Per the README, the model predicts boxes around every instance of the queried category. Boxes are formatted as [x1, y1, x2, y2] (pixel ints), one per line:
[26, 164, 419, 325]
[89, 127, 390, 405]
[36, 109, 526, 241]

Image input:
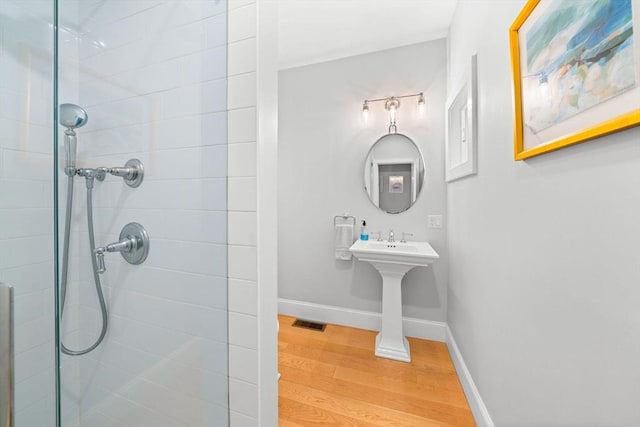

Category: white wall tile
[228, 107, 257, 143]
[228, 4, 256, 43]
[228, 211, 257, 245]
[228, 38, 257, 76]
[0, 180, 51, 209]
[162, 79, 227, 119]
[228, 245, 257, 281]
[94, 208, 227, 244]
[229, 380, 258, 419]
[229, 278, 257, 316]
[0, 209, 51, 239]
[228, 142, 257, 177]
[228, 178, 257, 211]
[15, 395, 57, 427]
[145, 239, 227, 277]
[228, 312, 257, 350]
[0, 235, 52, 269]
[229, 345, 258, 384]
[1, 150, 51, 180]
[228, 72, 257, 110]
[205, 15, 228, 49]
[96, 179, 226, 211]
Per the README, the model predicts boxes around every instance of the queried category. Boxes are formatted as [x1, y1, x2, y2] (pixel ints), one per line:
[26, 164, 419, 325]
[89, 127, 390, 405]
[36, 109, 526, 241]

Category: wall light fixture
[362, 92, 425, 133]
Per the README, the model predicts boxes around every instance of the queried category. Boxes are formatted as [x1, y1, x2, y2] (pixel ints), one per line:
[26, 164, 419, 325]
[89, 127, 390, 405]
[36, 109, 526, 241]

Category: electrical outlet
[428, 215, 442, 229]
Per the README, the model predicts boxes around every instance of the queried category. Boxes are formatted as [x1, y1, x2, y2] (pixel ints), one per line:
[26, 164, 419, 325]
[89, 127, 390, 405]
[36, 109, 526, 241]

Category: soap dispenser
[360, 220, 369, 241]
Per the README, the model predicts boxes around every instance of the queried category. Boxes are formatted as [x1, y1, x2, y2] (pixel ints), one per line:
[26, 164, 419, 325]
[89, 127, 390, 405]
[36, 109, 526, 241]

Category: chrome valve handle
[95, 251, 106, 274]
[93, 223, 150, 273]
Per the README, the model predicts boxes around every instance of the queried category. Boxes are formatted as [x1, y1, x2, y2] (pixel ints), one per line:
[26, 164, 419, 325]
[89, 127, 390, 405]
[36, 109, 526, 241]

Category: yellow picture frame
[509, 0, 640, 161]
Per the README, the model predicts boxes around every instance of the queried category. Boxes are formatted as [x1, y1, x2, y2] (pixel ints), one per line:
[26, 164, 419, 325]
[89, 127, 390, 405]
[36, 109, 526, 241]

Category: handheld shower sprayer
[57, 102, 148, 357]
[59, 103, 88, 176]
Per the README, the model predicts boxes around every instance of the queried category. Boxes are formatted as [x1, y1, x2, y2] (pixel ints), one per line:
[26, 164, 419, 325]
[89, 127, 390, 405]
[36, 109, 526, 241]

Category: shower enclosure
[1, 1, 230, 425]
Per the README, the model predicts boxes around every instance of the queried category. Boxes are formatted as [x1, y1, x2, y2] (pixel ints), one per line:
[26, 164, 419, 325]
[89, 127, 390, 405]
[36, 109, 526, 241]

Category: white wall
[63, 1, 231, 425]
[278, 40, 449, 327]
[447, 1, 640, 425]
[0, 2, 56, 426]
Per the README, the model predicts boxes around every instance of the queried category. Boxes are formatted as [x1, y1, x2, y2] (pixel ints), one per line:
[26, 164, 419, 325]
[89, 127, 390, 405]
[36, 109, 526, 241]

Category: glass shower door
[56, 1, 230, 426]
[0, 1, 58, 426]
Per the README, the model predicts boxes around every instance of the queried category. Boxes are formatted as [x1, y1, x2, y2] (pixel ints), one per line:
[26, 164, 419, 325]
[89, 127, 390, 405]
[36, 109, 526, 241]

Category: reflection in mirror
[364, 133, 425, 214]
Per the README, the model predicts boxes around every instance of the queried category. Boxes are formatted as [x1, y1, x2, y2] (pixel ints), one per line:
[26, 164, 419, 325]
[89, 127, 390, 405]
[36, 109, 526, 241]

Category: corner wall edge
[445, 325, 494, 427]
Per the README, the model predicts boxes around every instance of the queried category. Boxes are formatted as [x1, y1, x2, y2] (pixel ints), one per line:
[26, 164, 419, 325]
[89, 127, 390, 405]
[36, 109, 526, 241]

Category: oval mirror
[363, 133, 425, 214]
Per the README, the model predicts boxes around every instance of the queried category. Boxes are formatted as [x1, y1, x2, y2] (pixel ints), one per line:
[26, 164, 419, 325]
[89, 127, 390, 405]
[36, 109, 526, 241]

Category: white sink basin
[349, 239, 439, 363]
[349, 239, 439, 267]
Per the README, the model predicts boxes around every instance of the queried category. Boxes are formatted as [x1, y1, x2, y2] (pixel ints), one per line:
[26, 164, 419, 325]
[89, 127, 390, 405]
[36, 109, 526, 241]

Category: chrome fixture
[76, 159, 144, 188]
[0, 283, 14, 427]
[60, 103, 88, 177]
[105, 158, 144, 188]
[361, 92, 425, 133]
[76, 167, 107, 187]
[400, 232, 413, 243]
[58, 104, 147, 357]
[388, 229, 395, 243]
[94, 223, 150, 274]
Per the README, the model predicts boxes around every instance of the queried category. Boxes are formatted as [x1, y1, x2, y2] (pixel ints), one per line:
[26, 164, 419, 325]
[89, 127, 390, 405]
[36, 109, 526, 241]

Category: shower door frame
[52, 0, 62, 425]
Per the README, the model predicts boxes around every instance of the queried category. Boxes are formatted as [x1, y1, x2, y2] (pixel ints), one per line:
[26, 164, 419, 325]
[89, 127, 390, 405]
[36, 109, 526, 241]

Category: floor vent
[292, 318, 326, 332]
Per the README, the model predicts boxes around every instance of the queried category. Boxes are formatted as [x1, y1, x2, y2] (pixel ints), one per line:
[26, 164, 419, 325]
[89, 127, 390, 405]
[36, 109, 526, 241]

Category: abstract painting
[510, 0, 640, 160]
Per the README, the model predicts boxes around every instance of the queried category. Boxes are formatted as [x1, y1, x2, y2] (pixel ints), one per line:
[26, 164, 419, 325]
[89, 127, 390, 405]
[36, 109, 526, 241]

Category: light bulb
[388, 105, 396, 123]
[418, 93, 425, 114]
[384, 97, 400, 124]
[362, 101, 369, 122]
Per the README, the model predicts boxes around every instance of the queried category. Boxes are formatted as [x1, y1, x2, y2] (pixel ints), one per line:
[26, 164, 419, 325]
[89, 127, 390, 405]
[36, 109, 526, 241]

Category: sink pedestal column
[372, 262, 414, 362]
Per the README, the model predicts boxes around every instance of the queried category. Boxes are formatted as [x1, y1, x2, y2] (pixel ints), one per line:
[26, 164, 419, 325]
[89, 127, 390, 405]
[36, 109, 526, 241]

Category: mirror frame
[363, 132, 426, 214]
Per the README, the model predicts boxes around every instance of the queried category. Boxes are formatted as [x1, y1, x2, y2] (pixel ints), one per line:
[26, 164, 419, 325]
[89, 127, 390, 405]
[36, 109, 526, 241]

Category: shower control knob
[94, 223, 150, 272]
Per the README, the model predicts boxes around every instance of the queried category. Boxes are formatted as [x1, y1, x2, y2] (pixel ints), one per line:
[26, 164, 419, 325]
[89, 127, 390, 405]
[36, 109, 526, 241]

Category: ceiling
[277, 0, 458, 70]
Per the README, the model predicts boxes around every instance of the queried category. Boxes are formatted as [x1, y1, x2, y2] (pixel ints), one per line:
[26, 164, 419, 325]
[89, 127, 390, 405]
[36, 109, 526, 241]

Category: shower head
[60, 103, 88, 176]
[60, 103, 88, 130]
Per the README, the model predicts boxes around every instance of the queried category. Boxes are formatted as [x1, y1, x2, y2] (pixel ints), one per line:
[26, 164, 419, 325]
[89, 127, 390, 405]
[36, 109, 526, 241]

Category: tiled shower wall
[61, 1, 232, 425]
[226, 2, 259, 425]
[0, 1, 56, 426]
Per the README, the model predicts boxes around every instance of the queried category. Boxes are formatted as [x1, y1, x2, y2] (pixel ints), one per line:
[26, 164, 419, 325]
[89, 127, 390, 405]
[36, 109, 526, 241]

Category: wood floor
[278, 315, 475, 426]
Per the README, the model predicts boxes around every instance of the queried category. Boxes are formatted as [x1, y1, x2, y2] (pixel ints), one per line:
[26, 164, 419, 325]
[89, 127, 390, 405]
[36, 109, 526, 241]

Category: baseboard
[446, 326, 494, 427]
[278, 298, 446, 342]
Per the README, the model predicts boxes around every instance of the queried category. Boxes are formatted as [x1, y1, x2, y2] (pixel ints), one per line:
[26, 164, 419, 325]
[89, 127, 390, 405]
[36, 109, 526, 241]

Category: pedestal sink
[349, 239, 439, 362]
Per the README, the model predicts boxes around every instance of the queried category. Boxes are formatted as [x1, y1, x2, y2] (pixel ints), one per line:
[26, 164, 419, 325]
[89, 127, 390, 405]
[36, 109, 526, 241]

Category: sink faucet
[388, 229, 394, 242]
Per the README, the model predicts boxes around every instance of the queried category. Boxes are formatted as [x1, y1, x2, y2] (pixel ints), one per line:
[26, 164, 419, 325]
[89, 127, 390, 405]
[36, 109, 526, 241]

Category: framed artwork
[446, 54, 477, 182]
[389, 176, 404, 193]
[510, 0, 640, 160]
